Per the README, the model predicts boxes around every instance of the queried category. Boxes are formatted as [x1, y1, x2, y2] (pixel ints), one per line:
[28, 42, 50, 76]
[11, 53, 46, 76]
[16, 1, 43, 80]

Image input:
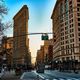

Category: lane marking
[20, 72, 26, 79]
[33, 71, 45, 79]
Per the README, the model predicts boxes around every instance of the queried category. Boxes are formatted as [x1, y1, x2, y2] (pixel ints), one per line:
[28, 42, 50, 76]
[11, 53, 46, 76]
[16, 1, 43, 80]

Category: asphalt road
[1, 70, 80, 80]
[36, 70, 80, 80]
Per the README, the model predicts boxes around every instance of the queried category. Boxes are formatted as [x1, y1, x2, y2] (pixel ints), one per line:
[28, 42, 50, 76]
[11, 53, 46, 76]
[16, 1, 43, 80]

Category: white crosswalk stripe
[53, 79, 57, 80]
[52, 78, 80, 80]
[59, 78, 65, 80]
[67, 79, 72, 80]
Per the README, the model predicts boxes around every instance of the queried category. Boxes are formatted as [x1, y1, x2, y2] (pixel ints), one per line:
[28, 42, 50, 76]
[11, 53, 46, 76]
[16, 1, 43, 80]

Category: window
[61, 33, 64, 36]
[77, 4, 80, 7]
[78, 28, 80, 31]
[79, 56, 80, 60]
[70, 39, 74, 43]
[78, 33, 80, 36]
[65, 26, 68, 30]
[78, 18, 80, 21]
[79, 44, 80, 52]
[78, 23, 80, 26]
[65, 40, 69, 44]
[70, 44, 74, 48]
[77, 13, 80, 16]
[65, 21, 68, 25]
[61, 41, 64, 45]
[69, 19, 73, 23]
[69, 5, 72, 9]
[61, 28, 64, 31]
[70, 24, 73, 28]
[77, 0, 80, 2]
[71, 49, 73, 53]
[65, 31, 68, 34]
[70, 34, 74, 37]
[61, 37, 64, 40]
[61, 46, 64, 49]
[61, 24, 64, 27]
[69, 14, 73, 18]
[77, 8, 80, 11]
[70, 29, 74, 33]
[69, 9, 73, 14]
[66, 45, 69, 49]
[69, 1, 72, 5]
[65, 35, 68, 39]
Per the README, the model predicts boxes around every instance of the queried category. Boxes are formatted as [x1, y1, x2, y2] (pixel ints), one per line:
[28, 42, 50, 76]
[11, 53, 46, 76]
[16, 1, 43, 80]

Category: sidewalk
[0, 73, 3, 78]
[1, 70, 20, 80]
[45, 70, 80, 79]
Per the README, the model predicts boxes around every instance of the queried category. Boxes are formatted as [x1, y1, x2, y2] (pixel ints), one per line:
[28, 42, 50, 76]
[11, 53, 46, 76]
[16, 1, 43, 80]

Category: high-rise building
[51, 0, 80, 62]
[13, 5, 31, 66]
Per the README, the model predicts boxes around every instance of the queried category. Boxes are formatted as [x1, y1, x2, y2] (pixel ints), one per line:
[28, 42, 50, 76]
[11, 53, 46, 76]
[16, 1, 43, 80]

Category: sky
[3, 0, 56, 64]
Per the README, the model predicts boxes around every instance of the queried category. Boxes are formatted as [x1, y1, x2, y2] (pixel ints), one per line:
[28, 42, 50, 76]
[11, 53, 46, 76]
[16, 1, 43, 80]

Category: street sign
[41, 33, 49, 40]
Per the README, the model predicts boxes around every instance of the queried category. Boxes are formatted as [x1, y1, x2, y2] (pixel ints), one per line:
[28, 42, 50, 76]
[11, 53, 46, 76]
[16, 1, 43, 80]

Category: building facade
[44, 39, 53, 64]
[36, 46, 44, 64]
[36, 39, 53, 67]
[6, 37, 13, 67]
[0, 36, 13, 68]
[13, 5, 31, 66]
[51, 0, 80, 62]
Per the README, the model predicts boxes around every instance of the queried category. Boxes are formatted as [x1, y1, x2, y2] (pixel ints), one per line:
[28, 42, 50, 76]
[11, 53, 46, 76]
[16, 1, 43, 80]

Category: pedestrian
[2, 68, 5, 74]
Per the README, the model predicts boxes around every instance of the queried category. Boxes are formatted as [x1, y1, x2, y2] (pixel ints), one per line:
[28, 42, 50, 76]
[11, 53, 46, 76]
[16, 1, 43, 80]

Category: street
[1, 70, 80, 80]
[38, 70, 80, 80]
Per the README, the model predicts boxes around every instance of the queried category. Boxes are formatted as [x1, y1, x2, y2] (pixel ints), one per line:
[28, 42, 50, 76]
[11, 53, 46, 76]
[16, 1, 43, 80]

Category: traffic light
[41, 34, 49, 40]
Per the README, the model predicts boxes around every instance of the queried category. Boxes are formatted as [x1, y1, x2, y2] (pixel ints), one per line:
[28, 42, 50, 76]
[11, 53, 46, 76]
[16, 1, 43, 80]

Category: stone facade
[51, 0, 80, 62]
[13, 5, 31, 66]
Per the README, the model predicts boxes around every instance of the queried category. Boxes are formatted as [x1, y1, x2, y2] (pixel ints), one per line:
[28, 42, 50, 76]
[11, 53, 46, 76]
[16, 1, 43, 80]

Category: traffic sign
[41, 34, 49, 40]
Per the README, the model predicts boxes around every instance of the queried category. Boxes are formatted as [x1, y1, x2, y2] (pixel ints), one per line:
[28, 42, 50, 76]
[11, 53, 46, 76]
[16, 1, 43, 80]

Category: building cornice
[13, 5, 29, 20]
[51, 0, 61, 19]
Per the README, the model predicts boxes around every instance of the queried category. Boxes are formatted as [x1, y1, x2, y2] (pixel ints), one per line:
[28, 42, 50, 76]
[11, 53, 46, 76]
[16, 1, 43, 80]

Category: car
[36, 63, 44, 73]
[36, 67, 44, 73]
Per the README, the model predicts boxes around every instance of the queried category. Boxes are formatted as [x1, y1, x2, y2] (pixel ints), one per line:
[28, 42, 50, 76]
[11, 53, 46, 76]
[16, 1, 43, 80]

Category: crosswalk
[34, 71, 80, 80]
[43, 78, 80, 80]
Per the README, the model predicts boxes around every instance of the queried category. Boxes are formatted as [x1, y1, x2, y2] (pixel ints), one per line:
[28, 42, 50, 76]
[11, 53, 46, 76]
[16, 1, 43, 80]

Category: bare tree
[0, 0, 7, 17]
[0, 0, 12, 44]
[0, 0, 7, 33]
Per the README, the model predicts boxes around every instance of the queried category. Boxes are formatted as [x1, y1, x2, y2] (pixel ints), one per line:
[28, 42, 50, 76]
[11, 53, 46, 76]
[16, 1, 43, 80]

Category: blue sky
[3, 0, 56, 63]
